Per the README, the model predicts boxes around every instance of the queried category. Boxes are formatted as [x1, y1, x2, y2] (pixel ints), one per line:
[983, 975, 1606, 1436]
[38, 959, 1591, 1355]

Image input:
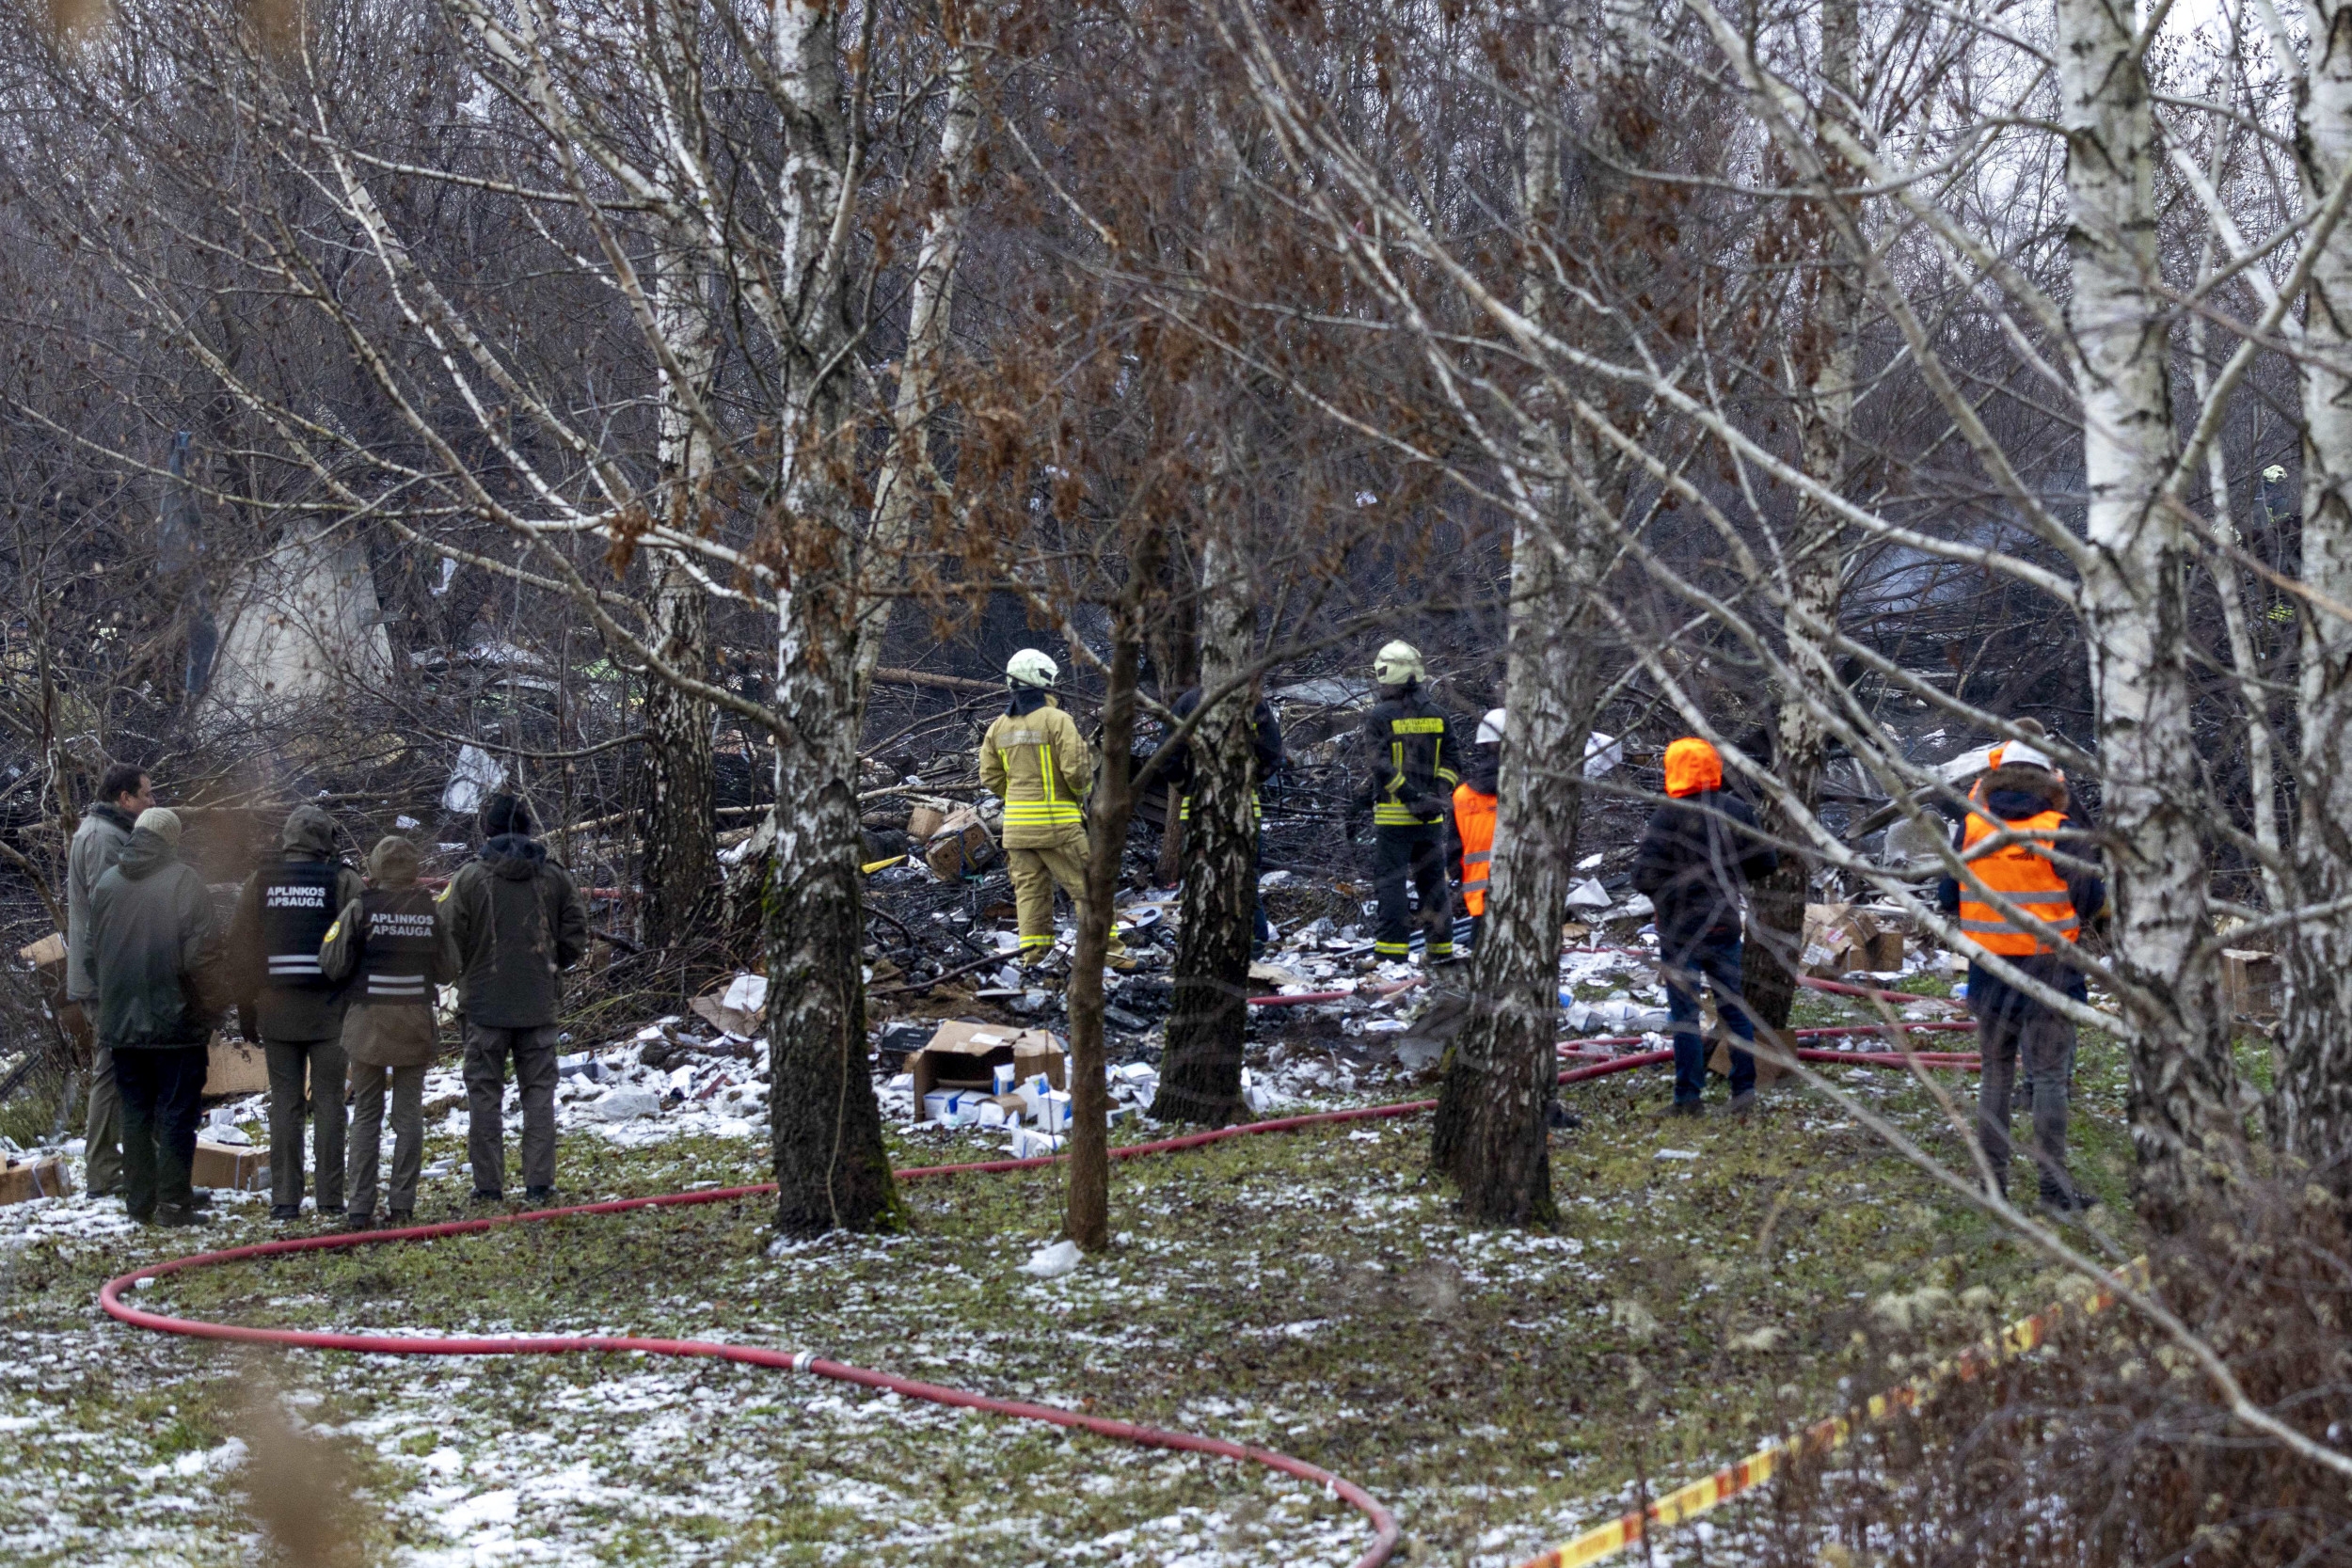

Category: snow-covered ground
[0, 937, 2136, 1568]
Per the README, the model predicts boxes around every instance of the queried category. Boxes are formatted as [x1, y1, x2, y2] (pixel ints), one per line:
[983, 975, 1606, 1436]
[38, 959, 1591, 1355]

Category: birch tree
[2277, 0, 2352, 1195]
[1, 0, 1023, 1234]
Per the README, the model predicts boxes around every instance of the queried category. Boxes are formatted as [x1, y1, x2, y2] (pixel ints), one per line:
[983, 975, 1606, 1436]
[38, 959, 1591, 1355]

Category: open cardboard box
[1804, 902, 1906, 976]
[909, 1020, 1067, 1105]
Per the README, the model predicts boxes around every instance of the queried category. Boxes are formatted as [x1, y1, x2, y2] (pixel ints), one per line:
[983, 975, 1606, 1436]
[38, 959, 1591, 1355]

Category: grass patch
[0, 1026, 2146, 1565]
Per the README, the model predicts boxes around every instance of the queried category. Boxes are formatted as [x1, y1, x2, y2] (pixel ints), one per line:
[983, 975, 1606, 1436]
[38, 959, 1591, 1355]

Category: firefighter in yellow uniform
[979, 650, 1126, 970]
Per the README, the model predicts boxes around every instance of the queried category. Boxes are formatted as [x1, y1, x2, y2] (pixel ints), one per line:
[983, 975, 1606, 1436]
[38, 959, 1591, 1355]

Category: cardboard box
[909, 1022, 1067, 1104]
[190, 1138, 269, 1193]
[206, 1037, 271, 1097]
[1803, 903, 1906, 976]
[0, 1155, 68, 1205]
[924, 807, 998, 880]
[2222, 949, 2280, 1019]
[1708, 1037, 1789, 1088]
[904, 799, 953, 843]
[15, 932, 65, 970]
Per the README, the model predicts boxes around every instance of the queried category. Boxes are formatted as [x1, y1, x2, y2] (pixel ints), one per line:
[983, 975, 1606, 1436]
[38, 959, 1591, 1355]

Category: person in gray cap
[228, 805, 365, 1222]
[87, 807, 224, 1225]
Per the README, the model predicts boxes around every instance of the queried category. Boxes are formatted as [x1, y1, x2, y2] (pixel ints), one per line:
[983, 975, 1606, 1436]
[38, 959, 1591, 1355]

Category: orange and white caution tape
[1513, 1255, 2153, 1568]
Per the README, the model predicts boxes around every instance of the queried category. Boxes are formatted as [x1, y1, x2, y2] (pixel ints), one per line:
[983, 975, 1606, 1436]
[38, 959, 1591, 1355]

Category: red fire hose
[101, 1045, 1979, 1564]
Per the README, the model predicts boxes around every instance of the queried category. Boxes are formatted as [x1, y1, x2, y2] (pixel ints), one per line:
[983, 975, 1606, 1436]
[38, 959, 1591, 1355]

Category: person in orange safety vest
[1935, 738, 2106, 1212]
[1451, 709, 1503, 950]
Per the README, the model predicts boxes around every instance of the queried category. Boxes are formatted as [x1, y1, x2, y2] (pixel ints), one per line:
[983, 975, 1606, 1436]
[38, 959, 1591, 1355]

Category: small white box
[977, 1101, 1011, 1129]
[1040, 1089, 1073, 1133]
[1016, 1074, 1054, 1117]
[1009, 1127, 1066, 1158]
[922, 1091, 956, 1124]
[993, 1063, 1017, 1095]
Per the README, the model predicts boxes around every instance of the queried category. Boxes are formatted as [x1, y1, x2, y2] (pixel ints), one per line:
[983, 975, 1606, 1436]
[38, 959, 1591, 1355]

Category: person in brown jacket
[320, 835, 449, 1230]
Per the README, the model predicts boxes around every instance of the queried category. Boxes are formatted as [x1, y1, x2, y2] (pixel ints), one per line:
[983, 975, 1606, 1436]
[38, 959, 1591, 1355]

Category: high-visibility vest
[1453, 783, 1497, 918]
[1958, 808, 2078, 956]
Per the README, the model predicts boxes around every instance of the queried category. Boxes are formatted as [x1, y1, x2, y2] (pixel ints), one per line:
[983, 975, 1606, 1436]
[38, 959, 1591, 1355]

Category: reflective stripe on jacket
[980, 700, 1091, 846]
[1359, 690, 1458, 827]
[1958, 808, 2079, 955]
[1178, 791, 1262, 823]
[1453, 783, 1496, 917]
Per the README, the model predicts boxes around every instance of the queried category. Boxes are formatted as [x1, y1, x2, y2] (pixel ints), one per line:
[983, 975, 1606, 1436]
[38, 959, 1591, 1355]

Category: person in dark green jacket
[87, 808, 224, 1226]
[66, 762, 151, 1197]
[228, 805, 366, 1222]
[441, 795, 588, 1203]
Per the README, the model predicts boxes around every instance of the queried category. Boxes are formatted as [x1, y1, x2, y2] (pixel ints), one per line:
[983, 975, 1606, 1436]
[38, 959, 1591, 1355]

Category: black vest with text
[260, 859, 341, 991]
[357, 887, 440, 1006]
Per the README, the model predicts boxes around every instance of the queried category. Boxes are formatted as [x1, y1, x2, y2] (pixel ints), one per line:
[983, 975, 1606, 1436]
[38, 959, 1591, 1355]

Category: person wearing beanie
[65, 762, 153, 1199]
[441, 793, 588, 1204]
[1632, 736, 1779, 1116]
[228, 804, 366, 1222]
[320, 835, 450, 1229]
[87, 805, 225, 1225]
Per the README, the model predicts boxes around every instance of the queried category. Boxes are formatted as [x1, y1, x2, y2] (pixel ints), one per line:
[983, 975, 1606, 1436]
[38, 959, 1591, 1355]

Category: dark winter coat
[66, 801, 135, 1002]
[87, 828, 226, 1051]
[1632, 788, 1778, 955]
[227, 805, 366, 1041]
[1936, 766, 2106, 1022]
[1354, 683, 1459, 827]
[440, 834, 590, 1029]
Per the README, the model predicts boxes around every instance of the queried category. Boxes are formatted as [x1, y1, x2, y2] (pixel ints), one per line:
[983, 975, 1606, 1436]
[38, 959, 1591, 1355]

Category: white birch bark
[854, 48, 980, 708]
[1429, 27, 1599, 1225]
[1745, 0, 1859, 1031]
[1154, 518, 1259, 1125]
[2277, 0, 2352, 1189]
[2056, 0, 2240, 1223]
[641, 2, 720, 947]
[764, 0, 898, 1235]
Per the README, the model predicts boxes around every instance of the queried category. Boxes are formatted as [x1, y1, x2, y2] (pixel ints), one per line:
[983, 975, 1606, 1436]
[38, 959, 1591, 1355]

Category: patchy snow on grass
[0, 995, 2145, 1567]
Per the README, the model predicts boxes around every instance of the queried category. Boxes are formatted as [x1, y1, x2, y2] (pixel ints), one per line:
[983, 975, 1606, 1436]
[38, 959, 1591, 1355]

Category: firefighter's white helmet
[1476, 708, 1507, 746]
[1006, 648, 1059, 689]
[1372, 641, 1425, 686]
